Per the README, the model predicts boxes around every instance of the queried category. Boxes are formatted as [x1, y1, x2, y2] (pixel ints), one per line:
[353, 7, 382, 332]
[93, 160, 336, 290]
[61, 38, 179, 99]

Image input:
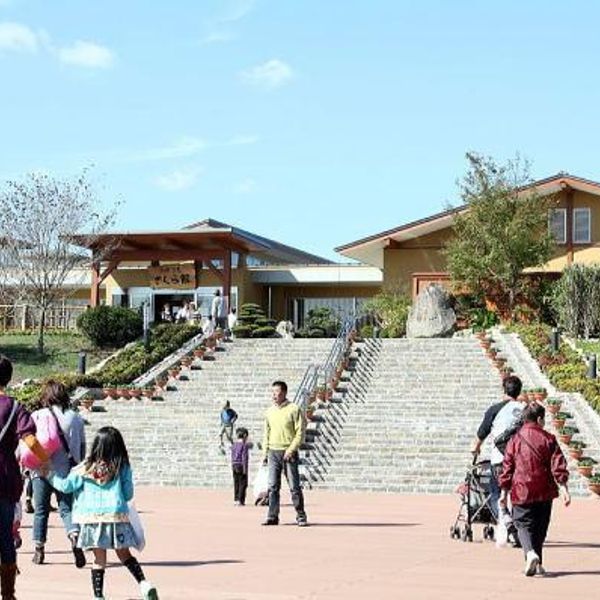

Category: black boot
[0, 563, 17, 600]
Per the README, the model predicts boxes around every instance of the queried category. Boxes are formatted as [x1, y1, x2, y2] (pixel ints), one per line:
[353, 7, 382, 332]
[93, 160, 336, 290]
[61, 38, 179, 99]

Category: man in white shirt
[472, 376, 527, 530]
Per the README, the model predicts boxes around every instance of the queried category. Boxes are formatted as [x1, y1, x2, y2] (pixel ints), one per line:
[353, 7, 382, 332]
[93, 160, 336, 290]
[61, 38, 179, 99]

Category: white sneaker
[536, 564, 546, 576]
[524, 551, 540, 577]
[140, 580, 159, 600]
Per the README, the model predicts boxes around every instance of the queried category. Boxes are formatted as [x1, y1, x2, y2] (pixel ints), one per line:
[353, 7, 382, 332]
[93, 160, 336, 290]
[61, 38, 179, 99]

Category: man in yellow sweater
[262, 380, 307, 526]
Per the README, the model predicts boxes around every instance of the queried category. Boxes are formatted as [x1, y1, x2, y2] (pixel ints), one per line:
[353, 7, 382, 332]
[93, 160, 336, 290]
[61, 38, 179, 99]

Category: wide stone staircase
[310, 337, 504, 494]
[84, 339, 334, 487]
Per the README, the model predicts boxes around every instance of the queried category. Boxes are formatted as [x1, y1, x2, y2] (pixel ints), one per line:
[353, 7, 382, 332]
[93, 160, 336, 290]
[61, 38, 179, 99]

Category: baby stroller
[450, 458, 497, 542]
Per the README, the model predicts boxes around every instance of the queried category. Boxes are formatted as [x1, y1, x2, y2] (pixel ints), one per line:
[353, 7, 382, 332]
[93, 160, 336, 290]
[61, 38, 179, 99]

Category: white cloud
[217, 0, 255, 24]
[0, 22, 38, 53]
[234, 178, 257, 194]
[225, 134, 259, 146]
[129, 136, 207, 163]
[58, 40, 115, 69]
[202, 31, 236, 44]
[154, 167, 203, 192]
[240, 59, 293, 89]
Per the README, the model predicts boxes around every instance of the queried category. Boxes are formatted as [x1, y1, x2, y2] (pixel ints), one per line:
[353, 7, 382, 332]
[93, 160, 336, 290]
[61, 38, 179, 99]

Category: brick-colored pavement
[14, 487, 600, 599]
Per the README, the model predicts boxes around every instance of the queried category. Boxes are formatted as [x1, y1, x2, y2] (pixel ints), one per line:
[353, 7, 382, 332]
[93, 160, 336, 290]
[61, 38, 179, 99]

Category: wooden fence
[0, 304, 87, 331]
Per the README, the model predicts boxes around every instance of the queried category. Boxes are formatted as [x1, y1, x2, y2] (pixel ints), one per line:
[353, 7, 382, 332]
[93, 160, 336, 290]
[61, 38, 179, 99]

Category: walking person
[498, 402, 570, 576]
[471, 375, 527, 523]
[262, 380, 308, 527]
[219, 401, 238, 453]
[231, 427, 251, 506]
[211, 290, 224, 328]
[30, 380, 86, 567]
[0, 355, 48, 600]
[48, 426, 159, 600]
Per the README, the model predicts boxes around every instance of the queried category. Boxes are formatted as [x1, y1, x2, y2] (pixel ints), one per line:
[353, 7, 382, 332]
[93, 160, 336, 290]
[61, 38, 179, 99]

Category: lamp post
[77, 351, 86, 375]
[550, 327, 560, 353]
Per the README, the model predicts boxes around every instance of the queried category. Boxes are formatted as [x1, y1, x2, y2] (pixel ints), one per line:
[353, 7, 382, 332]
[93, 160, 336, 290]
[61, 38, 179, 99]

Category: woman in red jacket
[498, 402, 570, 576]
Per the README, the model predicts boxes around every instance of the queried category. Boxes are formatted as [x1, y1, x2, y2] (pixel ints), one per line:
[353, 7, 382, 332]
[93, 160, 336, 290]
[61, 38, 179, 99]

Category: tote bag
[128, 501, 146, 552]
[19, 410, 62, 469]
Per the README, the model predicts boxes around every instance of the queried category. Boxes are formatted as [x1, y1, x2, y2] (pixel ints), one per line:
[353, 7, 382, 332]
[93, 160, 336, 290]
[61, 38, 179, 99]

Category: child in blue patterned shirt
[49, 426, 158, 600]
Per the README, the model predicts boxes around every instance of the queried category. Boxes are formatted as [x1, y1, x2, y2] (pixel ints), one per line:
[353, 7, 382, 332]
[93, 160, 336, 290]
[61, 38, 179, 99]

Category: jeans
[0, 497, 16, 564]
[219, 424, 234, 446]
[267, 450, 306, 522]
[32, 477, 77, 544]
[232, 466, 248, 504]
[489, 464, 501, 520]
[512, 501, 553, 563]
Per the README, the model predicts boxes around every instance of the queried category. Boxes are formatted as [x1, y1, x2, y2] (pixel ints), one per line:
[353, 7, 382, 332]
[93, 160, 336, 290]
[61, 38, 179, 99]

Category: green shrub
[363, 289, 411, 338]
[305, 308, 340, 338]
[77, 306, 143, 348]
[232, 325, 252, 338]
[360, 324, 374, 338]
[251, 326, 276, 338]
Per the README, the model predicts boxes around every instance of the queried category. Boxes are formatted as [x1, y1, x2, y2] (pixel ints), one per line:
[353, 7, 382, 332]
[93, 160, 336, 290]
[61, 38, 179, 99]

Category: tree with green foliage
[362, 288, 411, 337]
[444, 153, 556, 317]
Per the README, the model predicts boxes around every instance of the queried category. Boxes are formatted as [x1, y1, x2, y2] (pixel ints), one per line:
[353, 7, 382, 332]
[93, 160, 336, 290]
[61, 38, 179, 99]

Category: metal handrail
[293, 315, 355, 413]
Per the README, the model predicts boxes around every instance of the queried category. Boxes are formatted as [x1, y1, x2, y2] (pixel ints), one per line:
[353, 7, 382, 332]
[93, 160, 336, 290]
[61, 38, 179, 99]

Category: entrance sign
[149, 264, 196, 289]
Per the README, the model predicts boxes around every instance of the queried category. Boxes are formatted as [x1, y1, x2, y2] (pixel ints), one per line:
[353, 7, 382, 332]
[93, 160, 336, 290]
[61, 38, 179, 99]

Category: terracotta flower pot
[142, 388, 154, 398]
[569, 449, 583, 460]
[533, 393, 545, 402]
[104, 388, 118, 400]
[578, 465, 594, 478]
[129, 388, 142, 399]
[155, 378, 167, 390]
[558, 434, 573, 445]
[546, 403, 561, 415]
[552, 418, 565, 429]
[193, 348, 205, 358]
[588, 483, 600, 495]
[180, 357, 193, 367]
[117, 388, 129, 398]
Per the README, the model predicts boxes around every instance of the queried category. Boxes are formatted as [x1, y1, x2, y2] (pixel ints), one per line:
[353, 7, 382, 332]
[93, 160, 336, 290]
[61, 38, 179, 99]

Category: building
[336, 172, 600, 296]
[71, 173, 600, 326]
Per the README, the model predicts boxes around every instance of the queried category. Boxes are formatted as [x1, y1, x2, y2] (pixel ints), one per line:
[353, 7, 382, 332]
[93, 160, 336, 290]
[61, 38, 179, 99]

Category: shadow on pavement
[141, 559, 244, 568]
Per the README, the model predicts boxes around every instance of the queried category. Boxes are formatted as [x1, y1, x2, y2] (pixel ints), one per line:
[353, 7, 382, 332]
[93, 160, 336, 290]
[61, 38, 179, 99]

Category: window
[548, 208, 566, 244]
[573, 207, 591, 244]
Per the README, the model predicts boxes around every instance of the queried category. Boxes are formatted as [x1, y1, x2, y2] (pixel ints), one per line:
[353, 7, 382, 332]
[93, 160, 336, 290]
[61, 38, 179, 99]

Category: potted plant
[81, 393, 94, 411]
[545, 397, 562, 415]
[557, 426, 578, 445]
[315, 385, 326, 401]
[588, 473, 600, 495]
[493, 356, 506, 369]
[568, 440, 586, 460]
[155, 373, 168, 389]
[180, 355, 193, 368]
[551, 411, 571, 430]
[129, 387, 142, 399]
[167, 365, 180, 379]
[533, 387, 547, 402]
[193, 346, 206, 359]
[474, 330, 487, 340]
[117, 385, 130, 399]
[577, 457, 597, 478]
[485, 347, 497, 359]
[480, 337, 493, 350]
[104, 385, 118, 400]
[142, 386, 154, 399]
[306, 406, 316, 421]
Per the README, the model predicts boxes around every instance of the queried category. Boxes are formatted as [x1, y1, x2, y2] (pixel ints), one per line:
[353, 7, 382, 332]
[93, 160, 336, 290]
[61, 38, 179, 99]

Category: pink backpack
[19, 409, 62, 469]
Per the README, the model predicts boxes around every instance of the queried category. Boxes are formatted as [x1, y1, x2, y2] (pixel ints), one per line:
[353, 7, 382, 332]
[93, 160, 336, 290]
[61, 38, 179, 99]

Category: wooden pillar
[223, 251, 232, 314]
[566, 188, 574, 265]
[91, 261, 101, 307]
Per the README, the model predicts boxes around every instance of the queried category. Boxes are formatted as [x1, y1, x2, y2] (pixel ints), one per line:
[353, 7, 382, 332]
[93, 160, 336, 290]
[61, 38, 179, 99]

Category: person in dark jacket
[498, 402, 570, 577]
[231, 427, 251, 506]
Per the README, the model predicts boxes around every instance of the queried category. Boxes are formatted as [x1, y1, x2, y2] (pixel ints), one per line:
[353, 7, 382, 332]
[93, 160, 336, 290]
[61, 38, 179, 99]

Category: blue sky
[2, 0, 600, 261]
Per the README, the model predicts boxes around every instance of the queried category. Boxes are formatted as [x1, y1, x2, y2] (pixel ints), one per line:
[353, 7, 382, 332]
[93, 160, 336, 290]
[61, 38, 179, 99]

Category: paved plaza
[15, 487, 600, 599]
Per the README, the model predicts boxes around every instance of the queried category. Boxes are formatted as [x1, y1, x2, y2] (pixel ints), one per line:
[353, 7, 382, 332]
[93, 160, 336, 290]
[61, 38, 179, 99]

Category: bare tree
[0, 170, 118, 354]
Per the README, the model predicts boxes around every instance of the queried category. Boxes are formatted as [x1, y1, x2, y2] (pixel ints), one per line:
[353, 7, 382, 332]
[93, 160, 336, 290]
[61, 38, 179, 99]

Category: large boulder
[406, 284, 456, 338]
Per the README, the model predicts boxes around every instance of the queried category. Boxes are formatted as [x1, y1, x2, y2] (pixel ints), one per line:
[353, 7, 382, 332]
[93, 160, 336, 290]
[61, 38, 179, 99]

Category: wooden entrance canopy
[70, 225, 271, 308]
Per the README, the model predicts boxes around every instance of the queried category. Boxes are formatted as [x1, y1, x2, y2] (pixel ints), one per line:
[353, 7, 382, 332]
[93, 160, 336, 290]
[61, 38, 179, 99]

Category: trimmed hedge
[77, 306, 143, 348]
[10, 323, 201, 411]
